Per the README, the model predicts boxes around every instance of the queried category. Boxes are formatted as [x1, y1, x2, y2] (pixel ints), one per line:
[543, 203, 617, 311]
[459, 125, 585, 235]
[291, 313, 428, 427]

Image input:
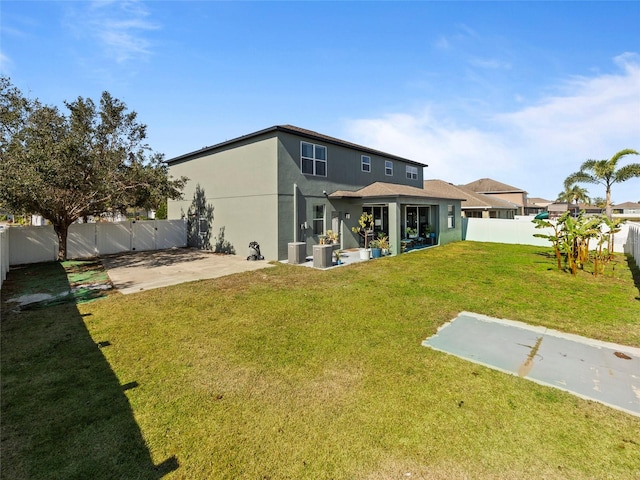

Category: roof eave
[167, 125, 426, 166]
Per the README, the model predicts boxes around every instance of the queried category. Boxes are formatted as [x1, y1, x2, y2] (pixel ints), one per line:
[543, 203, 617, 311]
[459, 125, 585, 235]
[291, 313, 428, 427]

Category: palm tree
[564, 148, 640, 218]
[556, 184, 591, 205]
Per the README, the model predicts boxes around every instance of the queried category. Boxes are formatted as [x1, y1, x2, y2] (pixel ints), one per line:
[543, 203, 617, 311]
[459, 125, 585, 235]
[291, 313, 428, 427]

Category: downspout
[293, 183, 298, 242]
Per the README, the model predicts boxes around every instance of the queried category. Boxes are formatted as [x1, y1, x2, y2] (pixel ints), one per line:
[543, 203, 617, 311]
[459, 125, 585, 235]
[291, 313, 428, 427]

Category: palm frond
[614, 163, 640, 182]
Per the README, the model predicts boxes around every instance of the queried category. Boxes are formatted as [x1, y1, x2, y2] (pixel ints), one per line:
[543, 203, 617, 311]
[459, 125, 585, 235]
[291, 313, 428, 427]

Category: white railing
[0, 228, 8, 289]
[6, 220, 187, 267]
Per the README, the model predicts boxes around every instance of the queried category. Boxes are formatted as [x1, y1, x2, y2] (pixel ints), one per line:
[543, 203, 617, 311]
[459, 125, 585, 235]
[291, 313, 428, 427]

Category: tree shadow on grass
[1, 262, 178, 479]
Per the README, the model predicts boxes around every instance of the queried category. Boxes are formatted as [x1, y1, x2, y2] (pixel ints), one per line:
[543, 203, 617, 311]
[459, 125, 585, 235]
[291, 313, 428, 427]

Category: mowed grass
[2, 242, 640, 479]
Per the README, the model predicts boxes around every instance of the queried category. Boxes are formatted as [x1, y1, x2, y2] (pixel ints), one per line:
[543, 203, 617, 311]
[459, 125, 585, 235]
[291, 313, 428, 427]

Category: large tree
[563, 148, 640, 218]
[0, 77, 187, 260]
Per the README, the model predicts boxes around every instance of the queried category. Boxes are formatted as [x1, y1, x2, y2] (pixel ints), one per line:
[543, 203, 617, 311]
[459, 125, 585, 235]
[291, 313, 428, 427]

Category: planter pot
[359, 248, 371, 260]
[371, 247, 382, 259]
[381, 248, 389, 256]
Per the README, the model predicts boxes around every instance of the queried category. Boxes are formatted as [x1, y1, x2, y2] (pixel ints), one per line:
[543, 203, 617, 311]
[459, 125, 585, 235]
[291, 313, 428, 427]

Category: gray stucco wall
[168, 135, 280, 260]
[275, 132, 425, 257]
[436, 200, 463, 245]
[167, 128, 452, 261]
[276, 132, 423, 197]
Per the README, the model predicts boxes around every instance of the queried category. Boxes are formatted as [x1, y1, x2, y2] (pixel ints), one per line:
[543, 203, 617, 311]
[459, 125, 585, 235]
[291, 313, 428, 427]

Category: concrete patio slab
[102, 248, 273, 295]
[423, 312, 640, 417]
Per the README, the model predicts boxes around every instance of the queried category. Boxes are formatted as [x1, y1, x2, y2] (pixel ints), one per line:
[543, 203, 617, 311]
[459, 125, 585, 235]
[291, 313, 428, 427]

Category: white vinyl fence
[0, 228, 8, 289]
[625, 223, 640, 269]
[7, 220, 187, 267]
[462, 217, 632, 254]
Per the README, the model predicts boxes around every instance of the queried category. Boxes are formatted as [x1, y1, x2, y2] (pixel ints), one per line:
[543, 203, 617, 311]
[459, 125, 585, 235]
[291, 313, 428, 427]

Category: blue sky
[2, 1, 639, 202]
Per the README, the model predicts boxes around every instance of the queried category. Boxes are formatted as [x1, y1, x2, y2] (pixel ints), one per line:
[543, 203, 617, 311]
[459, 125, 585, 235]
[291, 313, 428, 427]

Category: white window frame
[361, 155, 371, 173]
[385, 160, 393, 176]
[312, 204, 325, 235]
[301, 141, 327, 177]
[447, 204, 455, 228]
[406, 165, 418, 180]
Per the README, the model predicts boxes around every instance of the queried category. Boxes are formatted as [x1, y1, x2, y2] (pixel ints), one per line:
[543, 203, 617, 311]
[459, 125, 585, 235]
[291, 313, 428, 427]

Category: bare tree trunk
[54, 222, 69, 261]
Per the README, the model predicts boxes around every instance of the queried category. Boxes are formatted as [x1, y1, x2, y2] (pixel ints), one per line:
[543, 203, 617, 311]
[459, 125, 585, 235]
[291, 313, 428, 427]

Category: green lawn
[2, 242, 639, 479]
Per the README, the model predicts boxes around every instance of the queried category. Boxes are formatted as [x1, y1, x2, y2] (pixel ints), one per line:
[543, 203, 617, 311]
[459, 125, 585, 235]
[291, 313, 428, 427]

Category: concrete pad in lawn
[102, 248, 273, 295]
[423, 312, 640, 417]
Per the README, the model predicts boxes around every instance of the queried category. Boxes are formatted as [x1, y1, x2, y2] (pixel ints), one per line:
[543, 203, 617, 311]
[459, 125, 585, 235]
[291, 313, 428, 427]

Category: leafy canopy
[0, 76, 187, 260]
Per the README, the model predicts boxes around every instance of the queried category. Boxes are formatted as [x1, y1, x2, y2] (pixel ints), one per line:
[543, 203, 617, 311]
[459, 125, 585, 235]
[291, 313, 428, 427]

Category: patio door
[363, 205, 388, 233]
[404, 206, 430, 237]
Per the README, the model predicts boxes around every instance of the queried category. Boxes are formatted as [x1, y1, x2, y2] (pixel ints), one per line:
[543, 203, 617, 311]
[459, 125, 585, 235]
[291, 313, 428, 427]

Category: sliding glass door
[404, 206, 431, 238]
[363, 205, 388, 233]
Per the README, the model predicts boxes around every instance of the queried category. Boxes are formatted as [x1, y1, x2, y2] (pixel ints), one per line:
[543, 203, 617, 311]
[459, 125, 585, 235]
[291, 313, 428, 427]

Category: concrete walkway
[423, 312, 640, 417]
[102, 248, 273, 295]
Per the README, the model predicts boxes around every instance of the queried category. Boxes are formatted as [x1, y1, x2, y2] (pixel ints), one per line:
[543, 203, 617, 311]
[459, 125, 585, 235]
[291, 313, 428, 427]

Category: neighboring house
[461, 178, 528, 215]
[167, 125, 463, 260]
[423, 180, 518, 219]
[612, 202, 640, 220]
[547, 202, 603, 218]
[524, 197, 553, 216]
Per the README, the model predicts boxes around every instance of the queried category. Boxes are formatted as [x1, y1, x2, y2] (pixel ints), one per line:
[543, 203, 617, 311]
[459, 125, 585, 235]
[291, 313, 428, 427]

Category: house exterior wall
[274, 131, 424, 258]
[275, 132, 423, 194]
[168, 135, 280, 260]
[437, 200, 463, 245]
[168, 126, 457, 261]
[484, 192, 526, 214]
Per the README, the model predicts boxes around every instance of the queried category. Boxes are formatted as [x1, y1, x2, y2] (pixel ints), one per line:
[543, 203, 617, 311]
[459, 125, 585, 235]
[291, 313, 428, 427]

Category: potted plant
[376, 233, 390, 255]
[351, 211, 374, 260]
[406, 227, 418, 238]
[334, 248, 343, 265]
[325, 229, 339, 245]
[370, 238, 382, 258]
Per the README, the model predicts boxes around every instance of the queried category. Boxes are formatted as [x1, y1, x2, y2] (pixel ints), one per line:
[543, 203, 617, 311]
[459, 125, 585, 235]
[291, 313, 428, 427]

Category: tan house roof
[423, 180, 518, 210]
[613, 201, 640, 209]
[527, 197, 553, 207]
[330, 181, 463, 200]
[462, 178, 527, 194]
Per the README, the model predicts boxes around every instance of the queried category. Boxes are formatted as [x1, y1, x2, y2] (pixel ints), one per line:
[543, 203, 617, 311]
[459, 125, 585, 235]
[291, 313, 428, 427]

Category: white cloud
[498, 52, 640, 155]
[434, 23, 478, 51]
[68, 0, 160, 64]
[434, 36, 450, 50]
[0, 51, 12, 73]
[469, 57, 511, 70]
[344, 109, 514, 184]
[344, 53, 640, 201]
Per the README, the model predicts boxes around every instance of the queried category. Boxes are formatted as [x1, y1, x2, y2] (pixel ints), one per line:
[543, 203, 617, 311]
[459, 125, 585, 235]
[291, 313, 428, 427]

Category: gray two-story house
[167, 125, 462, 260]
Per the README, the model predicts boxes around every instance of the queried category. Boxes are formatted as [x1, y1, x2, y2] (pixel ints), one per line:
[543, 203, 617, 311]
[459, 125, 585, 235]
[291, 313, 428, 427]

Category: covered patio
[328, 181, 464, 256]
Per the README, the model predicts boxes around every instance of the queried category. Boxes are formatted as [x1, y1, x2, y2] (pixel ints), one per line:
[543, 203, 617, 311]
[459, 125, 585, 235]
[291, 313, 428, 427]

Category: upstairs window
[385, 160, 393, 176]
[361, 155, 371, 173]
[406, 166, 418, 180]
[301, 141, 327, 177]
